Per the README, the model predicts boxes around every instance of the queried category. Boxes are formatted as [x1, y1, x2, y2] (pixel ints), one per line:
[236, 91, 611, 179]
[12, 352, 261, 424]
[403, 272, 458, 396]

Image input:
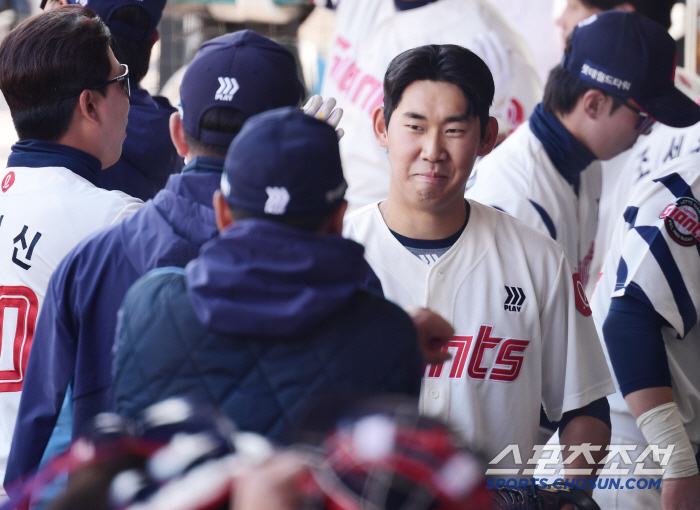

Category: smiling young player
[343, 44, 615, 490]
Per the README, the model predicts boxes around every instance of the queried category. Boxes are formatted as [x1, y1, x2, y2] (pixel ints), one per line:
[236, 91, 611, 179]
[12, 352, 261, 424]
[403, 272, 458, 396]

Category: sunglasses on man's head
[61, 64, 130, 100]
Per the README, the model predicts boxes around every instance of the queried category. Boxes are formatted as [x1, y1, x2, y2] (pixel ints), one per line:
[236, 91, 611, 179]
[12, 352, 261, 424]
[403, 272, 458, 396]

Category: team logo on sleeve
[2, 171, 15, 193]
[573, 273, 591, 316]
[660, 197, 700, 246]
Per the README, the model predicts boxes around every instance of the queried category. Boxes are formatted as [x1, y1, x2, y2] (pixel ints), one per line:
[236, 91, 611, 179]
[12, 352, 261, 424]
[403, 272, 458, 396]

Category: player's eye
[406, 124, 424, 131]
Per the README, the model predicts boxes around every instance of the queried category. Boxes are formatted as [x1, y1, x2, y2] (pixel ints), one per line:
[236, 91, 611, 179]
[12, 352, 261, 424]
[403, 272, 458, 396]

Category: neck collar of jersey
[8, 140, 102, 186]
[528, 103, 596, 195]
[394, 0, 437, 11]
[182, 156, 225, 175]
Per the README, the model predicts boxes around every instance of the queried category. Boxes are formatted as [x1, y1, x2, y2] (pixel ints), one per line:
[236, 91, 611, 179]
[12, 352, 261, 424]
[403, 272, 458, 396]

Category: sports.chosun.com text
[485, 477, 662, 491]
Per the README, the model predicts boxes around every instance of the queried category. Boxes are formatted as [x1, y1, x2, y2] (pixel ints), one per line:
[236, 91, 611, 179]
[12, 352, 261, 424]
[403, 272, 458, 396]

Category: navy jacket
[113, 219, 423, 443]
[100, 88, 184, 200]
[5, 158, 222, 488]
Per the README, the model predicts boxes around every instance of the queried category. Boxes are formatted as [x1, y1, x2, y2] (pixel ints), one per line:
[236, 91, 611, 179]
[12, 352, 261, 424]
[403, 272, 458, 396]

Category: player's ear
[581, 89, 608, 120]
[75, 89, 101, 127]
[372, 106, 389, 148]
[477, 117, 499, 157]
[169, 112, 189, 159]
[213, 190, 235, 232]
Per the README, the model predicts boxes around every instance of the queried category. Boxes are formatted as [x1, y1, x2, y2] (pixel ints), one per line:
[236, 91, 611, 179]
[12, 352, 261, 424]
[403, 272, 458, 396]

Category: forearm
[559, 415, 611, 495]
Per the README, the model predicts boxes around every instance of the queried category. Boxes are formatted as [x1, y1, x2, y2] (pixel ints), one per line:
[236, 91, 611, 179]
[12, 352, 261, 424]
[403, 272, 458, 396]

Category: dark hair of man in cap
[0, 6, 113, 141]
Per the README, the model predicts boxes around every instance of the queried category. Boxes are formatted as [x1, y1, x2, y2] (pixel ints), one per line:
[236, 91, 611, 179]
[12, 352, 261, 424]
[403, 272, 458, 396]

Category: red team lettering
[0, 286, 39, 392]
[426, 326, 530, 382]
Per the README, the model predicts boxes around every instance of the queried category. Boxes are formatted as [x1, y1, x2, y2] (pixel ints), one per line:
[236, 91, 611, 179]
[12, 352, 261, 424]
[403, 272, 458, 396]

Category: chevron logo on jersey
[504, 286, 525, 312]
[660, 197, 700, 246]
[215, 77, 240, 101]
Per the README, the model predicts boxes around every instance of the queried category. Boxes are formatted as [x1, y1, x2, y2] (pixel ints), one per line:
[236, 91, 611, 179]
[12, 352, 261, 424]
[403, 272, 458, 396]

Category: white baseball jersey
[485, 0, 562, 84]
[465, 123, 601, 289]
[344, 200, 615, 464]
[322, 0, 543, 211]
[590, 68, 700, 294]
[0, 165, 141, 492]
[591, 151, 700, 447]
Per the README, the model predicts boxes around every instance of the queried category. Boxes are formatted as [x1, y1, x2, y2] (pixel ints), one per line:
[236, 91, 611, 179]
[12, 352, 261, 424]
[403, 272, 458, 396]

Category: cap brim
[637, 87, 700, 128]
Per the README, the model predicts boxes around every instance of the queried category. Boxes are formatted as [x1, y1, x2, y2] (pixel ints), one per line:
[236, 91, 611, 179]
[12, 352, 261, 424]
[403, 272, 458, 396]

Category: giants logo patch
[2, 171, 15, 193]
[425, 325, 530, 382]
[573, 272, 591, 316]
[660, 197, 700, 246]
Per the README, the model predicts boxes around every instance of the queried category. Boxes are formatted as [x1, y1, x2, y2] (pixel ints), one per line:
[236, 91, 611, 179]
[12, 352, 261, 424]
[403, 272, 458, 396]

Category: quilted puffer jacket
[113, 219, 423, 443]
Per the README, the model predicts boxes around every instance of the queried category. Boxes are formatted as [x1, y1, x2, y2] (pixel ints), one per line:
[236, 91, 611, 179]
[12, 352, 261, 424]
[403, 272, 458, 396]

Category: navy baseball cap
[180, 30, 305, 147]
[62, 0, 166, 41]
[563, 10, 700, 128]
[220, 107, 346, 216]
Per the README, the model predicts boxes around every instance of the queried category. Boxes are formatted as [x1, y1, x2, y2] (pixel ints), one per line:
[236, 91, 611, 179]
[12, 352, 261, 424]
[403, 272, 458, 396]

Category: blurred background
[0, 0, 692, 167]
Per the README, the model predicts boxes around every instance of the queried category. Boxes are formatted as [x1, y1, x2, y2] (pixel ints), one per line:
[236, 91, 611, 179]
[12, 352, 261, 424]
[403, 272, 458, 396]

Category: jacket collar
[7, 140, 102, 186]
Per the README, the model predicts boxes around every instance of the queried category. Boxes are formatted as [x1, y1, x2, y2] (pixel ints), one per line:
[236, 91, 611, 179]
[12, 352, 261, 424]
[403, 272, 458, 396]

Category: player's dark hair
[382, 44, 494, 139]
[184, 107, 249, 158]
[543, 62, 622, 116]
[0, 6, 112, 141]
[229, 204, 339, 233]
[109, 5, 154, 85]
[583, 0, 675, 29]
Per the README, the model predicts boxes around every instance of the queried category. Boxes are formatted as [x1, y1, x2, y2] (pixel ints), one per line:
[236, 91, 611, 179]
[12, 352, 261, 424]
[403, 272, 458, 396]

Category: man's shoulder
[343, 202, 383, 238]
[469, 200, 567, 259]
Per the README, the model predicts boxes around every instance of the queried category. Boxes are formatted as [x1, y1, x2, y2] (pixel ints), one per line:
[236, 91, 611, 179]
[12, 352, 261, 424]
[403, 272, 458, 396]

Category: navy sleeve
[602, 294, 672, 397]
[4, 272, 76, 494]
[557, 397, 611, 433]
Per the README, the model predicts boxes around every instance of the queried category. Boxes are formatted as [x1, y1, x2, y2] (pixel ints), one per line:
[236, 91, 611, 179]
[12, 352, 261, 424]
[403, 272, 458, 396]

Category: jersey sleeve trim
[632, 225, 697, 335]
[528, 199, 557, 240]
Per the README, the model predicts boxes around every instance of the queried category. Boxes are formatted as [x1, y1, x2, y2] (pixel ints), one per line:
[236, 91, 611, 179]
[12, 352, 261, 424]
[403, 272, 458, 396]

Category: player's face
[375, 80, 495, 213]
[556, 0, 601, 44]
[101, 49, 130, 169]
[590, 97, 646, 161]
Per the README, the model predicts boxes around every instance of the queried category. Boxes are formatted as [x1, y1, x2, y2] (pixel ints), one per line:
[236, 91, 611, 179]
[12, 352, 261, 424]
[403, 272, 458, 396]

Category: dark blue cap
[221, 107, 346, 216]
[563, 10, 700, 128]
[66, 0, 165, 41]
[180, 30, 305, 147]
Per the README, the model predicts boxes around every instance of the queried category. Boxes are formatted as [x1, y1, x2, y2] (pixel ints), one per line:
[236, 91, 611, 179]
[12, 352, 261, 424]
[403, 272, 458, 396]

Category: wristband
[636, 402, 699, 479]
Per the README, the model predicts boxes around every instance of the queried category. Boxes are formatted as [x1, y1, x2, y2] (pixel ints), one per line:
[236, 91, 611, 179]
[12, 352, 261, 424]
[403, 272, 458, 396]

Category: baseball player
[0, 6, 142, 498]
[43, 0, 184, 201]
[315, 0, 542, 211]
[3, 30, 309, 492]
[465, 11, 700, 291]
[343, 44, 615, 487]
[553, 0, 700, 298]
[591, 149, 700, 508]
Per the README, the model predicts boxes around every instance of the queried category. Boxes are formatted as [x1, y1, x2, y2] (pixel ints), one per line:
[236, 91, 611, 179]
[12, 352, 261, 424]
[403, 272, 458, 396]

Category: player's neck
[379, 196, 467, 240]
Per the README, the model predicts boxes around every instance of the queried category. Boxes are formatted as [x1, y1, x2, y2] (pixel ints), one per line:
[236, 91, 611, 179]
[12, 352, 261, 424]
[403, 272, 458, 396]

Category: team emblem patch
[660, 197, 700, 246]
[2, 171, 15, 193]
[573, 273, 591, 316]
[503, 286, 525, 312]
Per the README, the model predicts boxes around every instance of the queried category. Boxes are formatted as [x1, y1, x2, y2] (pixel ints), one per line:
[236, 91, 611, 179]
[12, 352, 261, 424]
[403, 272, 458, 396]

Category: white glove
[302, 95, 345, 140]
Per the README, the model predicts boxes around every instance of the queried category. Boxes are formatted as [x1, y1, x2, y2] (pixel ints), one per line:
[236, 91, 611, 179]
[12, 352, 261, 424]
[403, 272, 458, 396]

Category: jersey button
[429, 389, 439, 399]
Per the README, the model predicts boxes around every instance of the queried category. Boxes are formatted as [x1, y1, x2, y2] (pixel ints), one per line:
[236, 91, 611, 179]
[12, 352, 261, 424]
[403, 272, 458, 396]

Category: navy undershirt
[394, 0, 437, 10]
[390, 201, 469, 259]
[603, 294, 672, 396]
[7, 140, 102, 186]
[528, 103, 596, 195]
